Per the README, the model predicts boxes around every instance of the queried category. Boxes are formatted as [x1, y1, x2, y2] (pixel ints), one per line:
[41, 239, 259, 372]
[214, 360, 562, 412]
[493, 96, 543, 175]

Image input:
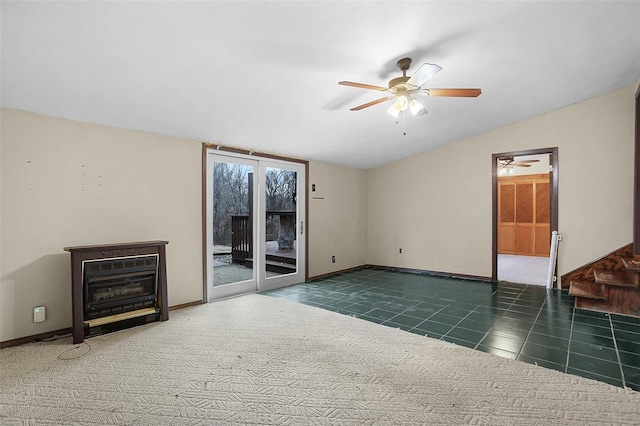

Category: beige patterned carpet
[1, 294, 639, 425]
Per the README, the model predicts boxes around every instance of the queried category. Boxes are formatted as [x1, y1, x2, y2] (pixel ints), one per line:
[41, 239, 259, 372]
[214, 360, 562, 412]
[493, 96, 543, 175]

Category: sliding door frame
[201, 143, 309, 302]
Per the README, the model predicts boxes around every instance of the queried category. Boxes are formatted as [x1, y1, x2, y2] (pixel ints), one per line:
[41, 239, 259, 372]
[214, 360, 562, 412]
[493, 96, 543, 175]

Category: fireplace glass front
[83, 255, 158, 320]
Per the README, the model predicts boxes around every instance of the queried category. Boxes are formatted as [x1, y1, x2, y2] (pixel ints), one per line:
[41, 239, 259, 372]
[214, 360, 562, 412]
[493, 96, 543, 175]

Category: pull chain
[395, 111, 408, 136]
[403, 110, 407, 136]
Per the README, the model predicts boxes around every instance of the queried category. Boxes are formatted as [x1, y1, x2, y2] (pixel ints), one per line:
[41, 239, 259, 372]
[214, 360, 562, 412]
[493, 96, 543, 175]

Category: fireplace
[83, 255, 158, 320]
[64, 241, 168, 343]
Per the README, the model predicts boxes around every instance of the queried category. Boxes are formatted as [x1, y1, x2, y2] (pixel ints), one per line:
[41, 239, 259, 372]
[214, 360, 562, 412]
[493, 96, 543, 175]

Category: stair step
[621, 257, 640, 271]
[569, 280, 608, 300]
[593, 269, 638, 288]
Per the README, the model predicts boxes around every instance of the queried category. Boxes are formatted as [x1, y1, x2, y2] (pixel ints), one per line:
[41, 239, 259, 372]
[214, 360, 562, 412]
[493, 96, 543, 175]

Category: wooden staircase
[564, 244, 640, 317]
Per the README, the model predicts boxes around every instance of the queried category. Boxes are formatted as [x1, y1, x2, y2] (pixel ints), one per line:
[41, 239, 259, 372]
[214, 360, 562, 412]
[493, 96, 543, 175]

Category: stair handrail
[547, 231, 561, 289]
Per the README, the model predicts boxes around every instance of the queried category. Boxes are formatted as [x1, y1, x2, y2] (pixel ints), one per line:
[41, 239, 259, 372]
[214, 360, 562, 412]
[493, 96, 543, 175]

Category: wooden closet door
[515, 182, 535, 255]
[498, 182, 516, 254]
[498, 173, 550, 257]
[535, 181, 551, 256]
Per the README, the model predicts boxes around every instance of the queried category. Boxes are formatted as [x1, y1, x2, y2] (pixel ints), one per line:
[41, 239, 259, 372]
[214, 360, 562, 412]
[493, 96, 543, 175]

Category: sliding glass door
[260, 161, 305, 291]
[206, 155, 258, 300]
[205, 151, 306, 301]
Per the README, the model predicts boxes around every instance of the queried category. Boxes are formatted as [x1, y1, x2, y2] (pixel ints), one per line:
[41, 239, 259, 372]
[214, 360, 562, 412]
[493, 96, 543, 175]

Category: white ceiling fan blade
[406, 63, 442, 89]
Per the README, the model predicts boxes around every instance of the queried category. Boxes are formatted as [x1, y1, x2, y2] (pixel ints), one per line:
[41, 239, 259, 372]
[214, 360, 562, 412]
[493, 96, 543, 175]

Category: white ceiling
[2, 1, 639, 169]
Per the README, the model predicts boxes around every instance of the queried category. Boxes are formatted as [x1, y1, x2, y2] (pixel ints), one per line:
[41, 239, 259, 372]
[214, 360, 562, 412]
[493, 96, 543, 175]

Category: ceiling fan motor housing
[388, 76, 410, 89]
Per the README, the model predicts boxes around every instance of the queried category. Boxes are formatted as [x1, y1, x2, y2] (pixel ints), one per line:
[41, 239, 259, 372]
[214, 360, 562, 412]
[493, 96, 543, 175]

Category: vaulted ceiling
[2, 1, 639, 169]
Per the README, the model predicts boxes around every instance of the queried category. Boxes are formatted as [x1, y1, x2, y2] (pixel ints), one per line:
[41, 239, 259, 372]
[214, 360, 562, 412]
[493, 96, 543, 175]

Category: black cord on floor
[58, 341, 91, 360]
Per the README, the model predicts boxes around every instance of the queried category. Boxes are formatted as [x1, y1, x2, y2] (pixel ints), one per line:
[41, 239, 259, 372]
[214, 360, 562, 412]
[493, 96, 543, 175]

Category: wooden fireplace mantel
[64, 240, 169, 343]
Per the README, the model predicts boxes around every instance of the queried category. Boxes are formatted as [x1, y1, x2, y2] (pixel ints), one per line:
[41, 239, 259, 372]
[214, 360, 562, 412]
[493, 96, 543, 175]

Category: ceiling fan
[498, 157, 540, 168]
[338, 57, 481, 118]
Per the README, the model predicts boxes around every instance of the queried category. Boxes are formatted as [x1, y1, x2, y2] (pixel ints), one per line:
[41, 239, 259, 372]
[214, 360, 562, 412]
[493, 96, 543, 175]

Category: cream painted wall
[1, 109, 204, 342]
[367, 84, 636, 281]
[308, 161, 367, 278]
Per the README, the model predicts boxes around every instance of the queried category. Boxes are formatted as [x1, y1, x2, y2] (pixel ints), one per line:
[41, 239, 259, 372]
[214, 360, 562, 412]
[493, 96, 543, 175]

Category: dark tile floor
[264, 267, 640, 391]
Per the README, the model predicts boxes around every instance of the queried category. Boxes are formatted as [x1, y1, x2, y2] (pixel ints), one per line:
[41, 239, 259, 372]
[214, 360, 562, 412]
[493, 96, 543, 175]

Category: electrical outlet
[33, 306, 46, 323]
[399, 248, 403, 254]
[331, 255, 336, 263]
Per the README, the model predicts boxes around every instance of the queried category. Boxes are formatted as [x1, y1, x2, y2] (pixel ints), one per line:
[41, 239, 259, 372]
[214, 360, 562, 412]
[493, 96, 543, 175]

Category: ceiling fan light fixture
[394, 95, 409, 111]
[387, 103, 401, 118]
[387, 94, 410, 118]
[409, 98, 427, 116]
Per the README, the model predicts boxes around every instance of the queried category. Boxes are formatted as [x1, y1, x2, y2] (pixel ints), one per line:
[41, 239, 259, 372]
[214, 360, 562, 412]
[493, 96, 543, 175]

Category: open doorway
[492, 148, 558, 286]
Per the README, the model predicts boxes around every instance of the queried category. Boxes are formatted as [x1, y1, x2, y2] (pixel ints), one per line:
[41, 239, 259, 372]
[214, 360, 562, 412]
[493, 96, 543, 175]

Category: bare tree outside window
[212, 162, 250, 247]
[212, 163, 297, 250]
[265, 168, 297, 248]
